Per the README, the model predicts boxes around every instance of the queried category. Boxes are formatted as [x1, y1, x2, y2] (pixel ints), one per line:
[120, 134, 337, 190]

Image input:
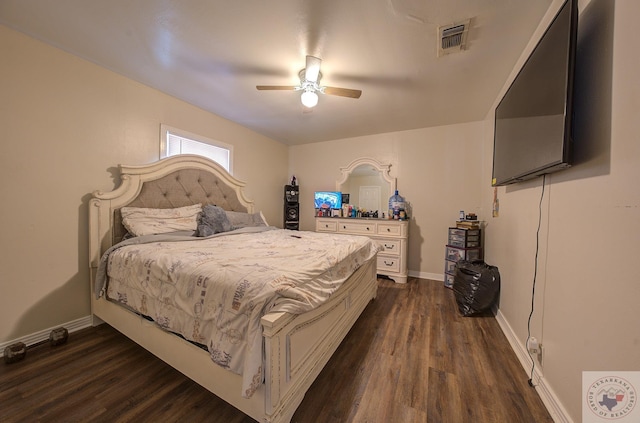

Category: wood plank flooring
[0, 278, 553, 423]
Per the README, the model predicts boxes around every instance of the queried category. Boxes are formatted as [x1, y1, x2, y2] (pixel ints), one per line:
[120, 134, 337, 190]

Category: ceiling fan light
[301, 90, 318, 108]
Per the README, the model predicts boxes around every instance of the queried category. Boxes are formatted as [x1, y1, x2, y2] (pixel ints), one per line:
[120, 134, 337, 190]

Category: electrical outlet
[527, 337, 539, 354]
[538, 344, 543, 365]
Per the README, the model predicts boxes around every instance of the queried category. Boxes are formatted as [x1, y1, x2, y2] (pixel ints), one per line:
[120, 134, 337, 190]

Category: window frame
[160, 124, 233, 174]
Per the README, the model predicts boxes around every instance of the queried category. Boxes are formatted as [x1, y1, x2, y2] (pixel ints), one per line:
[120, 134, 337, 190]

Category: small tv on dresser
[314, 191, 343, 209]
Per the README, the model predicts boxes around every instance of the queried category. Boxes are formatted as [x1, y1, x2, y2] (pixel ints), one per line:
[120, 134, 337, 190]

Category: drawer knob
[387, 228, 391, 232]
[366, 227, 370, 231]
[384, 260, 395, 266]
[343, 225, 346, 229]
[384, 244, 394, 249]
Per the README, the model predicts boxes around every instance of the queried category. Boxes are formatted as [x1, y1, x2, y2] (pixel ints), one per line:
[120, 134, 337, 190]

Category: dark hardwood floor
[0, 278, 552, 423]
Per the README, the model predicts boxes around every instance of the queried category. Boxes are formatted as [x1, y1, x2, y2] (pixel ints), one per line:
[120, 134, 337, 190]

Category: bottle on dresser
[388, 190, 407, 220]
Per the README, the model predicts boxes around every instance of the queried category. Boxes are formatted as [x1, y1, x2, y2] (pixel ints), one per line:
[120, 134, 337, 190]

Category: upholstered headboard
[89, 155, 255, 268]
[112, 167, 249, 244]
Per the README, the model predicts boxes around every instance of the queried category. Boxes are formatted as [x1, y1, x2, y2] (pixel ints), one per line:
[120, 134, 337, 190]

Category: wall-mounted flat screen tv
[314, 191, 343, 209]
[492, 0, 578, 186]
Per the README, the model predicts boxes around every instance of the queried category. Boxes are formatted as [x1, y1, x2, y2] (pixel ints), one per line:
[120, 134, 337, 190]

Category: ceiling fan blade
[322, 86, 362, 99]
[305, 56, 321, 83]
[256, 85, 298, 91]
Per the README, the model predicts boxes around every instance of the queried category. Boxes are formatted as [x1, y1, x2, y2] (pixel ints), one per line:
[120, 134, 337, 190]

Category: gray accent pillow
[225, 210, 267, 229]
[197, 205, 233, 236]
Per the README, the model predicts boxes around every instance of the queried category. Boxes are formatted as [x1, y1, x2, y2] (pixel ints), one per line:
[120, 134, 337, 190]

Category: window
[160, 124, 233, 173]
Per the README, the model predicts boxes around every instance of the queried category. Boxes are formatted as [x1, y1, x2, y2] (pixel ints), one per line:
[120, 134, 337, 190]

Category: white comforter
[103, 227, 378, 398]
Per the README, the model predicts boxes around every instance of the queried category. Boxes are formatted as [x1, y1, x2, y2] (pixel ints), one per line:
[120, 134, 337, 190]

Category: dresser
[315, 217, 409, 284]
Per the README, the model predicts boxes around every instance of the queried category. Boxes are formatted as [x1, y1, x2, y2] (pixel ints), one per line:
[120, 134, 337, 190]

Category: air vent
[438, 19, 471, 57]
[442, 25, 465, 49]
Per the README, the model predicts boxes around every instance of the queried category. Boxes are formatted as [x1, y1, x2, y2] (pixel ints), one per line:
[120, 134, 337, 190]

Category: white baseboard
[0, 315, 93, 356]
[494, 309, 573, 423]
[409, 270, 443, 281]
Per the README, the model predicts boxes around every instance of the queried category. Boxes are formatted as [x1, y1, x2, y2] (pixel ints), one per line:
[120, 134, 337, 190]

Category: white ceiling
[0, 0, 552, 145]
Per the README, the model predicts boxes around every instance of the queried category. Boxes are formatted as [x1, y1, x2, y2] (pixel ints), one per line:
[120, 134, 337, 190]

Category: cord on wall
[526, 174, 546, 387]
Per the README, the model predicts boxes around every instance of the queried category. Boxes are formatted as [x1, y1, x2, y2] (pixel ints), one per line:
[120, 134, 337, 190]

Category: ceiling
[0, 0, 553, 145]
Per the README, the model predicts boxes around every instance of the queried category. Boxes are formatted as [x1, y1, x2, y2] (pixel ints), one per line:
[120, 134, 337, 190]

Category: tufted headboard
[112, 167, 249, 244]
[89, 155, 255, 268]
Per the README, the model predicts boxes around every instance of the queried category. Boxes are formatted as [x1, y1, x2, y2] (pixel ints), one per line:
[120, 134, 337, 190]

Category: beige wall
[0, 26, 288, 343]
[290, 121, 485, 280]
[3, 1, 639, 421]
[480, 0, 640, 421]
[291, 1, 640, 421]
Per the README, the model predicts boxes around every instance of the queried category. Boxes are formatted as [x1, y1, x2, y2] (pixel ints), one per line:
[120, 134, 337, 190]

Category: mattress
[103, 227, 378, 397]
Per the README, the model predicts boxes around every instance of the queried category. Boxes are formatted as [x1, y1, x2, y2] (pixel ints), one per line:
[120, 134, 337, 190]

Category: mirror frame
[336, 158, 396, 209]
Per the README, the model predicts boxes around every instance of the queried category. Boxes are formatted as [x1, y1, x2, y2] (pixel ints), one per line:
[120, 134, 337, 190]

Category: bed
[88, 154, 379, 423]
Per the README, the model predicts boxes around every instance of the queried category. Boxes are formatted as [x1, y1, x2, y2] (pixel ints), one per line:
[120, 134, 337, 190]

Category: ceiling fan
[256, 56, 362, 108]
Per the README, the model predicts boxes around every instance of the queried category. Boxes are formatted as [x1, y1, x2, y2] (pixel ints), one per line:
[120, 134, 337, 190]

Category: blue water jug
[388, 190, 406, 220]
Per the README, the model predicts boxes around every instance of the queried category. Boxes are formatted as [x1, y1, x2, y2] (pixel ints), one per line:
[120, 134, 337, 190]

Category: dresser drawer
[376, 239, 401, 256]
[377, 223, 402, 236]
[315, 217, 409, 284]
[316, 220, 337, 232]
[337, 221, 376, 235]
[449, 228, 480, 237]
[447, 227, 481, 248]
[445, 245, 482, 263]
[449, 238, 481, 248]
[377, 255, 401, 273]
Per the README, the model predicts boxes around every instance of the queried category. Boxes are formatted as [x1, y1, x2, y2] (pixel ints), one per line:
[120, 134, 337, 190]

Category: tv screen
[492, 0, 577, 186]
[315, 191, 343, 209]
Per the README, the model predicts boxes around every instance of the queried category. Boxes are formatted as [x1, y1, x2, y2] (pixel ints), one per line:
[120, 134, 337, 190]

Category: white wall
[0, 26, 288, 344]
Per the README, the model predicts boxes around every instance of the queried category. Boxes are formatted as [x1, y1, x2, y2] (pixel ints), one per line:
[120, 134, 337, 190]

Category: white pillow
[121, 204, 202, 236]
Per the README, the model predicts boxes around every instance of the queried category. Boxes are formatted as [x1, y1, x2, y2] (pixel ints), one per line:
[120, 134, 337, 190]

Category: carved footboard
[261, 258, 377, 422]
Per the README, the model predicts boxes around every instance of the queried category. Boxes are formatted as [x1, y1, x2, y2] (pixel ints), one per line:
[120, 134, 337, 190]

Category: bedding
[96, 226, 378, 398]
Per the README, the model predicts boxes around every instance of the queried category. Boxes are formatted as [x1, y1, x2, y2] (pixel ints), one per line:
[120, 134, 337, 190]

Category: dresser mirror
[336, 158, 395, 216]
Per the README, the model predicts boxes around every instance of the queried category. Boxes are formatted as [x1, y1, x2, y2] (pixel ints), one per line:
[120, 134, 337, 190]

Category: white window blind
[161, 124, 232, 173]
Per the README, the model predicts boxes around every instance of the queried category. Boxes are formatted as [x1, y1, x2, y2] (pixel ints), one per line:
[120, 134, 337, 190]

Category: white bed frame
[88, 155, 378, 423]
